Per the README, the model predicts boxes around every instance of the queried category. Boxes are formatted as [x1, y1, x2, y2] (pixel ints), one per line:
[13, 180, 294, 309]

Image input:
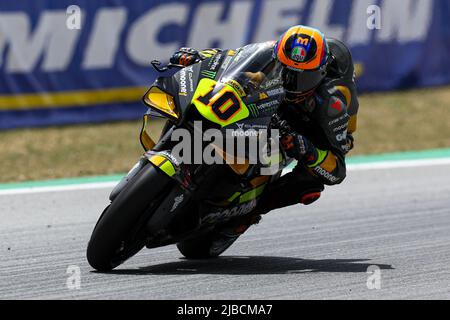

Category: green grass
[355, 86, 450, 154]
[1, 86, 449, 183]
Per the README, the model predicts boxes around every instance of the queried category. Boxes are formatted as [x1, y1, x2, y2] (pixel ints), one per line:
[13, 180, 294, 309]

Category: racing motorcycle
[86, 43, 294, 271]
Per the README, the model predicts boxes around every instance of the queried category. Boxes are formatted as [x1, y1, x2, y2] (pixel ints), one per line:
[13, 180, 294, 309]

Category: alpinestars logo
[170, 194, 184, 212]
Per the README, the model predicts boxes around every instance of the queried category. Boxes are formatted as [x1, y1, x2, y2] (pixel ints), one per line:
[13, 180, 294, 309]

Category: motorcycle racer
[170, 25, 359, 242]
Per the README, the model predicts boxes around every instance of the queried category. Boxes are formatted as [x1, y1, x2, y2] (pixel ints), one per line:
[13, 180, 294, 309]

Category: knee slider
[300, 191, 321, 205]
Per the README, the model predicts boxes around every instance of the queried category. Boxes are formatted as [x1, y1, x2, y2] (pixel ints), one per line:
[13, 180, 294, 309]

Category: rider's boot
[209, 214, 262, 255]
[253, 168, 325, 216]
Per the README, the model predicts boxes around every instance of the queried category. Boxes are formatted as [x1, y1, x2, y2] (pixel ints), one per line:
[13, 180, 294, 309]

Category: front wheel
[87, 162, 172, 271]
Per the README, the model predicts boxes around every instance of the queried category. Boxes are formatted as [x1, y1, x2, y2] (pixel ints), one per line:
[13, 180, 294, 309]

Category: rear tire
[87, 163, 171, 271]
[177, 231, 240, 259]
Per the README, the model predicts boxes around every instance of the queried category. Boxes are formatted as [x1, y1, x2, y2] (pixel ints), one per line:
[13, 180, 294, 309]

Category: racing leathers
[170, 39, 359, 214]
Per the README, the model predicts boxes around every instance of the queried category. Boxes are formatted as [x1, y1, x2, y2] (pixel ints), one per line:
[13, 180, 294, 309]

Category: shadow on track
[105, 256, 394, 275]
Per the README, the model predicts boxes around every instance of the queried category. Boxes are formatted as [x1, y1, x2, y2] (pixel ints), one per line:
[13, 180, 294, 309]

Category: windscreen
[218, 42, 283, 98]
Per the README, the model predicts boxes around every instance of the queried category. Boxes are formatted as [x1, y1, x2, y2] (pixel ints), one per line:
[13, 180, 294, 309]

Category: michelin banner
[0, 0, 449, 129]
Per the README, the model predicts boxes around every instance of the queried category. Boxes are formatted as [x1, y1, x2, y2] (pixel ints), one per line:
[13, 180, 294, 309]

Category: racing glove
[281, 133, 318, 165]
[170, 47, 202, 66]
[170, 48, 221, 66]
[271, 114, 319, 165]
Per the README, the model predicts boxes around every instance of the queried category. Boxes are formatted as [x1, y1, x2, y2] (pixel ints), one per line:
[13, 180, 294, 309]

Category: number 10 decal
[192, 78, 250, 126]
[197, 86, 241, 121]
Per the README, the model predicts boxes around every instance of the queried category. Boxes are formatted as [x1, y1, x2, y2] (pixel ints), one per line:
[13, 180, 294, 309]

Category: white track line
[0, 182, 118, 196]
[1, 158, 449, 196]
[347, 158, 450, 171]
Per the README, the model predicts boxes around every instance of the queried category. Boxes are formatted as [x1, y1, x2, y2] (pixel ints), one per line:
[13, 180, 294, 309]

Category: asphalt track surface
[1, 164, 450, 300]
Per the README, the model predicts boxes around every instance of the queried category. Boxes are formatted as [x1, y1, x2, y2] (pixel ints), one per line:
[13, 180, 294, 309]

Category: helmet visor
[281, 67, 326, 93]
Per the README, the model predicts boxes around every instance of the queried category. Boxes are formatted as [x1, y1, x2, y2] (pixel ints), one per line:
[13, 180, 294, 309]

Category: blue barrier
[0, 0, 448, 129]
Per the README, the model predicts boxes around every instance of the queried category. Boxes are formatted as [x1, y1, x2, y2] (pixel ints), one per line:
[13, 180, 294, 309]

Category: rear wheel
[86, 163, 172, 271]
[177, 231, 240, 259]
[177, 213, 261, 259]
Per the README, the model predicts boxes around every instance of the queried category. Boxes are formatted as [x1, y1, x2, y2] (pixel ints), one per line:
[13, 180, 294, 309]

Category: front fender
[109, 157, 148, 201]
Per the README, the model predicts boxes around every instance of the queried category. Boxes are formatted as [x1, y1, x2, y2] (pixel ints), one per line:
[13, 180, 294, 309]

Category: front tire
[87, 163, 171, 271]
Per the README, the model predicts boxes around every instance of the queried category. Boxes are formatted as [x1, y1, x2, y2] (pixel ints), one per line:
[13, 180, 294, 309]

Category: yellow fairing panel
[140, 115, 155, 151]
[140, 115, 168, 151]
[143, 87, 178, 119]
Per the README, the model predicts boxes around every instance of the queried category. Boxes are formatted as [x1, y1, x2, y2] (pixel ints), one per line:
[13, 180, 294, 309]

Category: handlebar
[151, 60, 185, 73]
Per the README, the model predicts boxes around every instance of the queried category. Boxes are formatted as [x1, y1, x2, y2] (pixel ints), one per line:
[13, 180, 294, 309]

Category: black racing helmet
[274, 25, 330, 101]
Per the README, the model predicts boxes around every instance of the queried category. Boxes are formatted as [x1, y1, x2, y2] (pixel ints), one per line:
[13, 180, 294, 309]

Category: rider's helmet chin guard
[274, 25, 330, 102]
